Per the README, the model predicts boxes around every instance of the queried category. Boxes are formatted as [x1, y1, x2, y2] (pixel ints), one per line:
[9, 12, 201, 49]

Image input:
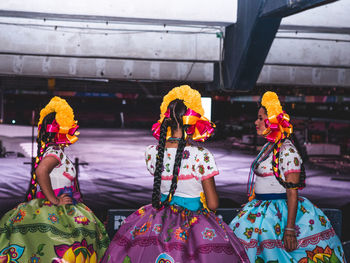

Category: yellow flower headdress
[38, 96, 79, 145]
[261, 92, 283, 118]
[159, 85, 204, 119]
[261, 91, 292, 143]
[152, 85, 215, 142]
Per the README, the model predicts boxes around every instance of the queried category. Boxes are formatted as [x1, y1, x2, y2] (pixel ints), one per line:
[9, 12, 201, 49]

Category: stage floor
[1, 127, 349, 215]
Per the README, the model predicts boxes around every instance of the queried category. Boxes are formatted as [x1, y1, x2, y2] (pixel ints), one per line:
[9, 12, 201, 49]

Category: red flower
[175, 227, 188, 242]
[247, 212, 257, 223]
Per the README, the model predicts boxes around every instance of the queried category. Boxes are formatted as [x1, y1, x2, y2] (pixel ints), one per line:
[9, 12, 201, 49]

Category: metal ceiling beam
[222, 0, 281, 91]
[0, 22, 222, 62]
[0, 54, 214, 82]
[262, 0, 336, 17]
[221, 0, 336, 91]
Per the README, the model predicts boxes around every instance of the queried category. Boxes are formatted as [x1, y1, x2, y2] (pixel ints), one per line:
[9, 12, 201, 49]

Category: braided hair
[25, 112, 57, 201]
[261, 106, 306, 189]
[152, 99, 188, 209]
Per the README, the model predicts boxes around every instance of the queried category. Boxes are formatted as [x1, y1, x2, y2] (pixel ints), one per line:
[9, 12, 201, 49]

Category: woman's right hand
[283, 230, 298, 252]
[53, 193, 73, 206]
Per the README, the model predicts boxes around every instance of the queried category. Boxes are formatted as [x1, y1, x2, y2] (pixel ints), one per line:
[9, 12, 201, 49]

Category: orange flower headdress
[261, 91, 293, 143]
[152, 85, 215, 142]
[38, 96, 79, 145]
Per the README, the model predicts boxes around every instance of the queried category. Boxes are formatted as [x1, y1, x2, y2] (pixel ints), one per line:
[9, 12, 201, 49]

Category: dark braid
[25, 112, 56, 201]
[151, 119, 169, 208]
[152, 99, 188, 209]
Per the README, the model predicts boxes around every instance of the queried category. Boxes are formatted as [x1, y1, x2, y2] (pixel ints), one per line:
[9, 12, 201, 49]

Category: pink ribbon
[264, 112, 292, 143]
[186, 120, 215, 138]
[151, 108, 215, 142]
[151, 122, 162, 140]
[40, 120, 79, 145]
[183, 108, 201, 119]
[164, 109, 170, 118]
[46, 120, 59, 133]
[46, 120, 79, 136]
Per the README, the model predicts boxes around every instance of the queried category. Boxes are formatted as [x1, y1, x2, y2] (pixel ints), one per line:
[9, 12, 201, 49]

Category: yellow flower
[200, 192, 210, 211]
[159, 85, 204, 119]
[62, 246, 97, 263]
[38, 96, 76, 131]
[35, 209, 41, 215]
[261, 91, 283, 118]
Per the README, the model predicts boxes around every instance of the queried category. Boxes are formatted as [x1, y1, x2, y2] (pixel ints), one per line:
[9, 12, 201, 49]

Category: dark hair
[258, 106, 306, 189]
[25, 112, 57, 201]
[152, 99, 188, 209]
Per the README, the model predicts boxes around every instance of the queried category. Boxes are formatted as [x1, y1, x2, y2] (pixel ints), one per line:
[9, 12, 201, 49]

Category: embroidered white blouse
[145, 145, 219, 198]
[254, 140, 302, 194]
[39, 146, 76, 191]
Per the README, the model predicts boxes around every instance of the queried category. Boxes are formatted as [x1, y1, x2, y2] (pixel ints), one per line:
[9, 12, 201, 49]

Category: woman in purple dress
[102, 85, 248, 263]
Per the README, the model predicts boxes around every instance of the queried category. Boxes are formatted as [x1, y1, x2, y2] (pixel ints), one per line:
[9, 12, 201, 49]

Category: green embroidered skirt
[0, 199, 109, 262]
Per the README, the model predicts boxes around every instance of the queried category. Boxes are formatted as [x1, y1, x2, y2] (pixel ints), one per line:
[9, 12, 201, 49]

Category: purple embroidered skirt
[101, 204, 249, 263]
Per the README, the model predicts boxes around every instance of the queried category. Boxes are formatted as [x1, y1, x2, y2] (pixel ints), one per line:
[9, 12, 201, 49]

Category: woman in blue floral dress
[229, 91, 346, 263]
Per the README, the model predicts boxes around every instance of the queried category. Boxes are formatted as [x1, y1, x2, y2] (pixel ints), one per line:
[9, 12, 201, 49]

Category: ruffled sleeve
[42, 146, 63, 167]
[195, 147, 219, 181]
[145, 145, 157, 175]
[279, 140, 302, 177]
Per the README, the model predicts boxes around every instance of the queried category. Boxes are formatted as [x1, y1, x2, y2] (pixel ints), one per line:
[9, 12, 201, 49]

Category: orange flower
[298, 245, 340, 263]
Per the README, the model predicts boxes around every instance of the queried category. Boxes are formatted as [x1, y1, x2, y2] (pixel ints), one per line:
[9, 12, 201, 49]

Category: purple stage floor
[1, 125, 350, 240]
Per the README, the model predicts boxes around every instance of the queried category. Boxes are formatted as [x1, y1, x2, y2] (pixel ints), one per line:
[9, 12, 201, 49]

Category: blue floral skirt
[229, 196, 346, 263]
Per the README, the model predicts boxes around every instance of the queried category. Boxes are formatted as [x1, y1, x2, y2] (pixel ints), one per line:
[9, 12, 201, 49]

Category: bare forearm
[286, 189, 298, 228]
[206, 192, 219, 211]
[202, 177, 219, 211]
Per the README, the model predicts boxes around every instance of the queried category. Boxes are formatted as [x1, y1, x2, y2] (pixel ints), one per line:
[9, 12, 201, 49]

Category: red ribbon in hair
[152, 108, 215, 142]
[42, 120, 79, 145]
[263, 112, 292, 143]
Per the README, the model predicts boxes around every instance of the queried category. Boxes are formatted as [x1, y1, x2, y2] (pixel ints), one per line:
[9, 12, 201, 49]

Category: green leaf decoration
[36, 243, 45, 254]
[323, 255, 331, 263]
[122, 255, 132, 263]
[329, 250, 341, 263]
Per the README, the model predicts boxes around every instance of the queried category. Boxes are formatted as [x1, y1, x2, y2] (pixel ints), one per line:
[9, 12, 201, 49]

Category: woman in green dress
[0, 97, 109, 263]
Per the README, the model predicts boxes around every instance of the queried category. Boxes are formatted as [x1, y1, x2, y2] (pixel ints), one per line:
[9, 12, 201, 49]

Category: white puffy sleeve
[195, 147, 219, 181]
